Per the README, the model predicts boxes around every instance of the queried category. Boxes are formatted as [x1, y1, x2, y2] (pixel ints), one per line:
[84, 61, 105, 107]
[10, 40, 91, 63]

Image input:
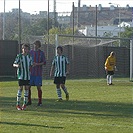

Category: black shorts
[106, 71, 114, 75]
[18, 79, 30, 86]
[54, 77, 66, 84]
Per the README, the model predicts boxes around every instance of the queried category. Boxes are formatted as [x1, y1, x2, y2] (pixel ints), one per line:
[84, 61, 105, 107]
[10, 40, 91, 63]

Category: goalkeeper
[105, 51, 117, 85]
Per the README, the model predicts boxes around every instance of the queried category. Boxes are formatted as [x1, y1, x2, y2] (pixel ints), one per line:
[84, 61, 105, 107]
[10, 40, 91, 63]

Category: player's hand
[13, 64, 20, 68]
[33, 62, 37, 67]
[105, 67, 107, 70]
[114, 66, 118, 71]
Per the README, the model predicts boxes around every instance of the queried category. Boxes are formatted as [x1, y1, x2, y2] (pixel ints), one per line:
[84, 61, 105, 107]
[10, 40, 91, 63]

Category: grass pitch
[0, 78, 133, 133]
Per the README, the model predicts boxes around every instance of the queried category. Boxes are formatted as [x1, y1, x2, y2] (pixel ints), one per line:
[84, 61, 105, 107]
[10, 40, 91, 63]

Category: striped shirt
[30, 50, 46, 76]
[52, 55, 69, 77]
[14, 53, 33, 80]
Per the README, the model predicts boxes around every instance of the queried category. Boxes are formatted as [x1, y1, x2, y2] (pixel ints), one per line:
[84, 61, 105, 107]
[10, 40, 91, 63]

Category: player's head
[33, 40, 41, 50]
[21, 43, 30, 54]
[57, 46, 63, 55]
[110, 51, 115, 56]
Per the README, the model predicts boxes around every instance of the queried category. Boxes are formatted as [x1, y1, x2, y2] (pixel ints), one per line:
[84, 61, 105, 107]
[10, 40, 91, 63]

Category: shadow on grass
[0, 121, 63, 129]
[0, 77, 17, 82]
[0, 97, 132, 118]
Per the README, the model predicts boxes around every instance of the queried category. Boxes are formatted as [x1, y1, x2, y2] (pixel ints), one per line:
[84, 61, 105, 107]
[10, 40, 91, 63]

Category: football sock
[110, 75, 113, 84]
[28, 88, 31, 102]
[38, 89, 42, 104]
[107, 75, 110, 84]
[17, 90, 22, 105]
[62, 87, 68, 95]
[56, 88, 62, 99]
[23, 90, 28, 105]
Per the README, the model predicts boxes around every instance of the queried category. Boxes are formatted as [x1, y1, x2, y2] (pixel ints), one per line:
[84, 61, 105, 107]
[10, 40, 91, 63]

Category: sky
[0, 0, 133, 14]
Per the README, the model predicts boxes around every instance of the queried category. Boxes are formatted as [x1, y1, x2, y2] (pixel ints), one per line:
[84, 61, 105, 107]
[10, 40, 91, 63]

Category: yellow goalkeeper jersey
[105, 55, 116, 71]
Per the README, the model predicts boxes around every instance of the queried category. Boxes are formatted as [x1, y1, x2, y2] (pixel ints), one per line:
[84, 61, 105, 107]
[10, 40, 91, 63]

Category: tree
[3, 13, 60, 43]
[120, 27, 133, 47]
[44, 27, 77, 44]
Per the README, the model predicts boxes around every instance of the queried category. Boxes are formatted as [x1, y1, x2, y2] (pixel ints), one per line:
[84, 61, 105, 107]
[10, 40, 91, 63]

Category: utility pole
[3, 0, 5, 40]
[47, 0, 49, 45]
[18, 0, 21, 53]
[95, 5, 98, 45]
[53, 0, 56, 27]
[95, 5, 97, 37]
[47, 0, 50, 59]
[109, 3, 121, 47]
[72, 2, 75, 43]
[77, 0, 80, 28]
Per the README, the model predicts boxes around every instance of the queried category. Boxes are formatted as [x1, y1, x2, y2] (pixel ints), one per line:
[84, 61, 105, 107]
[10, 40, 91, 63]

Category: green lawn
[0, 78, 133, 133]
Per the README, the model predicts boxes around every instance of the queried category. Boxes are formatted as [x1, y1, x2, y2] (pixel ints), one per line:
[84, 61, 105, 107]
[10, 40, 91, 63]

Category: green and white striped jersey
[14, 53, 33, 80]
[52, 55, 69, 77]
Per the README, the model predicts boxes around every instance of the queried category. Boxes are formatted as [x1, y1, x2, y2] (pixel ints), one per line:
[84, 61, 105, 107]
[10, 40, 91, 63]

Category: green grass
[0, 78, 133, 133]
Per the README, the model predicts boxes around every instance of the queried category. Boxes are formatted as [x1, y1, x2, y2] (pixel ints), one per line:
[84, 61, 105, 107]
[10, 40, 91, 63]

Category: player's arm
[50, 65, 54, 77]
[114, 58, 117, 71]
[66, 64, 70, 75]
[104, 58, 109, 70]
[33, 62, 44, 66]
[13, 54, 21, 68]
[50, 57, 56, 77]
[65, 57, 70, 75]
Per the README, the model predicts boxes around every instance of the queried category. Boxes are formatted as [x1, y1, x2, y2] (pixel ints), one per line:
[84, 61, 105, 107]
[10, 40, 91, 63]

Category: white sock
[24, 90, 29, 105]
[107, 75, 110, 84]
[17, 90, 22, 105]
[56, 88, 62, 99]
[110, 75, 113, 84]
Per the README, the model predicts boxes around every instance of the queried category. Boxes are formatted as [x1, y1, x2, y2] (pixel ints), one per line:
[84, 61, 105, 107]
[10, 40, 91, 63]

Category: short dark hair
[22, 43, 30, 49]
[57, 46, 63, 52]
[110, 51, 115, 56]
[34, 40, 41, 47]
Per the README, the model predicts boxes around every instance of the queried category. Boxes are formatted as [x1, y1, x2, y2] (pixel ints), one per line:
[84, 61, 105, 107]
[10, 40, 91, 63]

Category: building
[79, 25, 125, 37]
[70, 4, 132, 27]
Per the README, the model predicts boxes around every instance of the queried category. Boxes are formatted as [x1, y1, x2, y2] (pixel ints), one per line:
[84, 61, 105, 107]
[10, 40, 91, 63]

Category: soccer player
[13, 44, 33, 110]
[105, 51, 116, 85]
[27, 40, 46, 106]
[50, 46, 70, 101]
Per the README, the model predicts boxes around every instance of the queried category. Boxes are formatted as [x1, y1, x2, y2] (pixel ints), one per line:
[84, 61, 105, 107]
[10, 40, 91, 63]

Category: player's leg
[37, 86, 42, 106]
[22, 80, 30, 110]
[106, 75, 110, 85]
[56, 84, 62, 101]
[27, 76, 35, 105]
[22, 85, 29, 110]
[17, 87, 23, 106]
[27, 86, 32, 105]
[16, 86, 23, 110]
[34, 76, 43, 106]
[110, 71, 114, 85]
[23, 86, 29, 105]
[16, 80, 23, 110]
[110, 75, 113, 84]
[54, 77, 62, 101]
[61, 84, 69, 101]
[60, 77, 69, 101]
